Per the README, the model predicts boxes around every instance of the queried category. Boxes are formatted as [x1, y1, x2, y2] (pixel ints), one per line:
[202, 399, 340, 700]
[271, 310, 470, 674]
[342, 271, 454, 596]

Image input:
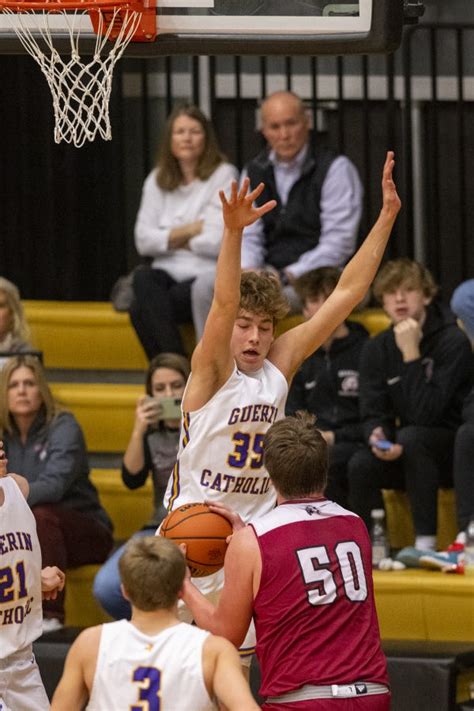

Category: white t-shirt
[134, 162, 238, 281]
[87, 621, 215, 711]
[0, 477, 43, 659]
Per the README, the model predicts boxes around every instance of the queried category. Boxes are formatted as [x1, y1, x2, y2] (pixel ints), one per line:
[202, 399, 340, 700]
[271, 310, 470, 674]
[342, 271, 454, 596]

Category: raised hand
[219, 178, 276, 231]
[381, 151, 402, 219]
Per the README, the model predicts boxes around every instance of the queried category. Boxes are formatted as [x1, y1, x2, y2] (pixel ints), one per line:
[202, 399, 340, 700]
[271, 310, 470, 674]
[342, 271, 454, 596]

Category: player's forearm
[337, 206, 398, 304]
[212, 227, 243, 310]
[182, 579, 223, 634]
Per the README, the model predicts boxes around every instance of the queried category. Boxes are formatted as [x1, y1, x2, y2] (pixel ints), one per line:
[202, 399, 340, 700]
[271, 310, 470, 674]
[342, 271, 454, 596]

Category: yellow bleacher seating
[24, 299, 389, 370]
[374, 569, 474, 642]
[65, 564, 110, 627]
[65, 470, 155, 627]
[90, 468, 154, 540]
[51, 383, 141, 452]
[383, 488, 458, 552]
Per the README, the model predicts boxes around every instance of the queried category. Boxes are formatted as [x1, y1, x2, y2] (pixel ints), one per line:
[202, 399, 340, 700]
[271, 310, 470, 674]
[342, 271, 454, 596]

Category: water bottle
[371, 509, 389, 568]
[464, 519, 474, 577]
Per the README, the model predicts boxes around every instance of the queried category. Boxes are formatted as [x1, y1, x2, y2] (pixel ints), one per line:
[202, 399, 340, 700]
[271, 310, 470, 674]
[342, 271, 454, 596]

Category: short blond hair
[240, 271, 289, 324]
[373, 258, 438, 304]
[119, 536, 186, 611]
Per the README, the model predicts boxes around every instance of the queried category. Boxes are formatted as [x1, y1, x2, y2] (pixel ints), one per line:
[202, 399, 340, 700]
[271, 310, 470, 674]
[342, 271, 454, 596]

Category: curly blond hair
[239, 271, 289, 324]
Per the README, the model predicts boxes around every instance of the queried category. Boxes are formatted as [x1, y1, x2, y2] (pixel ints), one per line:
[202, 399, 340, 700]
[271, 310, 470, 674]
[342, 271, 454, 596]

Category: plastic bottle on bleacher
[371, 509, 389, 568]
[464, 519, 474, 577]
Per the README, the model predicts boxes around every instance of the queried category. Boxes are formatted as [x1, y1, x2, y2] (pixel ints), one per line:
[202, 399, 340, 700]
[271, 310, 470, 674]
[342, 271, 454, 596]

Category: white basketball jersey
[87, 620, 215, 711]
[0, 477, 43, 659]
[164, 360, 288, 523]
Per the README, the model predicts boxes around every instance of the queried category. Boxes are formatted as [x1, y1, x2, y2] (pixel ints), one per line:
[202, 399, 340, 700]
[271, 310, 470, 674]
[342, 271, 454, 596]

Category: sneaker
[395, 546, 425, 568]
[42, 618, 63, 634]
[419, 550, 462, 573]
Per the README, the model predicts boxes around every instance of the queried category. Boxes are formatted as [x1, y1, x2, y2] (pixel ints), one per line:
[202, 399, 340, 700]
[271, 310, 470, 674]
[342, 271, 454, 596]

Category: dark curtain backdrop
[0, 56, 128, 300]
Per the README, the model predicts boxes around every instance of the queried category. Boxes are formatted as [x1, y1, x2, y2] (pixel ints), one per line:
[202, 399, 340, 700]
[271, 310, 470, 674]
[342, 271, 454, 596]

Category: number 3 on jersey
[227, 432, 264, 469]
[296, 542, 368, 605]
[131, 666, 161, 711]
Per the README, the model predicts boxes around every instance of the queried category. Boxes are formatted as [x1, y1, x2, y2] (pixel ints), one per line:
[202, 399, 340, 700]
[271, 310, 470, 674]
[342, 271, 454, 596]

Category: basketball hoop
[0, 0, 156, 147]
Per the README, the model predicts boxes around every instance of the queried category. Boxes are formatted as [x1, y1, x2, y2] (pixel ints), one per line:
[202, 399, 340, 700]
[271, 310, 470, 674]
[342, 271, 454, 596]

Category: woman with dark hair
[0, 355, 113, 632]
[93, 352, 190, 619]
[131, 104, 237, 357]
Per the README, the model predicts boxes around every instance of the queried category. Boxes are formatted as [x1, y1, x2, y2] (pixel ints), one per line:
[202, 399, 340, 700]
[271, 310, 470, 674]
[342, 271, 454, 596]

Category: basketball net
[1, 0, 156, 147]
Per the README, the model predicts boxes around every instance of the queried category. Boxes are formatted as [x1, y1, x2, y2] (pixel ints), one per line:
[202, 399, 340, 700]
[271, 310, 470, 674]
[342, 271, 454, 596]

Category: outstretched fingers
[219, 179, 239, 208]
[382, 150, 401, 214]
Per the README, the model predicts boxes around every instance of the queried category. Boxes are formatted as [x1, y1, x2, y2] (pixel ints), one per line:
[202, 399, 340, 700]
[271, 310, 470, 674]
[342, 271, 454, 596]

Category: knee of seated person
[396, 425, 430, 450]
[347, 447, 375, 478]
[456, 420, 474, 445]
[191, 269, 215, 295]
[31, 503, 58, 528]
[93, 563, 115, 601]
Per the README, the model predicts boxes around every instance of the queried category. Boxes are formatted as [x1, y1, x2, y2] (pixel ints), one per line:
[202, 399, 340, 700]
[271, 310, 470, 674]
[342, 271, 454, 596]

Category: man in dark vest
[192, 91, 362, 335]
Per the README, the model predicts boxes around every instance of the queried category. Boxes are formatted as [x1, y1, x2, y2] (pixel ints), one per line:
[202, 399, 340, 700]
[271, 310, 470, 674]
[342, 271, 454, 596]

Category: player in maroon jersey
[182, 412, 390, 709]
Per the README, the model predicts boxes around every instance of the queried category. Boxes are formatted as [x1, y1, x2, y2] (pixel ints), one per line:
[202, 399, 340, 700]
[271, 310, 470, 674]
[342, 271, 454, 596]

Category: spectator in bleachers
[0, 355, 113, 632]
[452, 387, 474, 546]
[0, 277, 31, 353]
[451, 278, 474, 343]
[192, 90, 363, 330]
[93, 352, 189, 619]
[131, 104, 237, 357]
[347, 259, 472, 551]
[286, 267, 368, 508]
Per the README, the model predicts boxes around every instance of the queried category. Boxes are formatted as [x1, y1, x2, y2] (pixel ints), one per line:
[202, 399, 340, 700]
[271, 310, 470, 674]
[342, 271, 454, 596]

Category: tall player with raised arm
[163, 152, 401, 661]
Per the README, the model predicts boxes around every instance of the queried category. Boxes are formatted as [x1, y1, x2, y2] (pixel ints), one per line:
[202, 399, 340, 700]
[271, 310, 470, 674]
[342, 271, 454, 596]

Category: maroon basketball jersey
[250, 499, 388, 697]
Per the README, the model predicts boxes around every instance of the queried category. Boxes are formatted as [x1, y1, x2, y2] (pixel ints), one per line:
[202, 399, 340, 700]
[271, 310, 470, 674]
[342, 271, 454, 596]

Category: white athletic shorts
[0, 645, 49, 711]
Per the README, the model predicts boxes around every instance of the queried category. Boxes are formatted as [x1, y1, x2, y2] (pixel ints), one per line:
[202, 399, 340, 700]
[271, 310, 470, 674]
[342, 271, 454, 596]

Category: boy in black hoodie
[348, 258, 472, 551]
[286, 267, 368, 507]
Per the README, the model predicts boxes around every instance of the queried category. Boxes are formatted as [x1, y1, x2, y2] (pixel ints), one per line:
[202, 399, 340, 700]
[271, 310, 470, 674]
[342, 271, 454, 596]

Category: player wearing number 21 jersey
[183, 413, 390, 710]
[0, 472, 64, 711]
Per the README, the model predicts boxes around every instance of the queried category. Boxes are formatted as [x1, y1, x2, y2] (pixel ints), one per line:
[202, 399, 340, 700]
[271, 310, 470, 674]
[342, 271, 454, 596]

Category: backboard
[0, 0, 404, 56]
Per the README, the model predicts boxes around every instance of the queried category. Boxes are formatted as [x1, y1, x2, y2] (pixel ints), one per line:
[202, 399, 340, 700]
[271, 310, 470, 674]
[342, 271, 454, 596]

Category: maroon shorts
[263, 693, 391, 711]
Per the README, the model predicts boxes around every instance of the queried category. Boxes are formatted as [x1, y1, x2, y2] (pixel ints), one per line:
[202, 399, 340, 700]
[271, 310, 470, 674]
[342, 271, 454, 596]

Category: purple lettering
[228, 408, 240, 425]
[221, 474, 234, 492]
[200, 469, 211, 488]
[210, 473, 222, 491]
[242, 478, 253, 493]
[6, 533, 18, 551]
[251, 404, 262, 422]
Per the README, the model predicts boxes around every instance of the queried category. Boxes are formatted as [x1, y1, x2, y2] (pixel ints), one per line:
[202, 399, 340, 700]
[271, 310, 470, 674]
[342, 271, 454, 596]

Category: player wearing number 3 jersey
[51, 536, 259, 711]
[183, 413, 390, 709]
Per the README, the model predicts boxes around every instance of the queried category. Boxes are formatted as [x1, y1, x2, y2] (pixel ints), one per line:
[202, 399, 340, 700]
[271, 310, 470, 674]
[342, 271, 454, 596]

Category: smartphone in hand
[158, 397, 182, 420]
[374, 439, 393, 451]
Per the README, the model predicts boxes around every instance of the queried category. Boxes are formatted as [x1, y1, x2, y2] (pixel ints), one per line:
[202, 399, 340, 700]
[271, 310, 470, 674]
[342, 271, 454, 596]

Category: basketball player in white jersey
[162, 152, 400, 660]
[51, 536, 259, 711]
[0, 445, 65, 711]
[182, 413, 390, 709]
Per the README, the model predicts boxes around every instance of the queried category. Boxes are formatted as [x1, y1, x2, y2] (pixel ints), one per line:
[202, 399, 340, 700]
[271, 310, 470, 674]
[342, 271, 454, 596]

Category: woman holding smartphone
[93, 352, 190, 619]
